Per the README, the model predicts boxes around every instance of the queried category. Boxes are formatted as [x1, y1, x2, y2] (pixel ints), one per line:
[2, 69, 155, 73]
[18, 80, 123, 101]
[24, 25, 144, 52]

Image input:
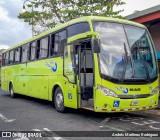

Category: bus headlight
[151, 87, 159, 96]
[98, 85, 118, 98]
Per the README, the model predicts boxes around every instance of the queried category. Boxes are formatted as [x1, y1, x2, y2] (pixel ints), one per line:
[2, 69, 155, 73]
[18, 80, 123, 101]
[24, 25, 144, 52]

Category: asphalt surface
[0, 89, 160, 140]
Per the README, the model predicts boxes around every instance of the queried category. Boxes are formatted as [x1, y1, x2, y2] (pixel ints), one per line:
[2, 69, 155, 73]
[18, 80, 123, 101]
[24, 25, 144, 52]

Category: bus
[0, 16, 159, 113]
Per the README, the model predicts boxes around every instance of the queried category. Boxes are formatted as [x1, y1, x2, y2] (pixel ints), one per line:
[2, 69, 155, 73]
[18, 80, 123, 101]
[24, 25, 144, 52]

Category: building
[126, 4, 160, 59]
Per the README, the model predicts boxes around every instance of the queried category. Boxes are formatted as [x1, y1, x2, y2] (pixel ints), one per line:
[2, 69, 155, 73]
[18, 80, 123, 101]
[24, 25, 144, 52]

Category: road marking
[99, 117, 111, 128]
[32, 128, 65, 140]
[43, 128, 52, 131]
[32, 129, 41, 131]
[131, 120, 160, 126]
[0, 113, 15, 123]
[48, 137, 65, 140]
[149, 125, 160, 130]
[131, 122, 144, 125]
[13, 137, 29, 140]
[115, 115, 160, 131]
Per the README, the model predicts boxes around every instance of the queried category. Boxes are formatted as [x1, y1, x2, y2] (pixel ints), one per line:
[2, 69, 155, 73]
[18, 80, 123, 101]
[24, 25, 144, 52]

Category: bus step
[81, 98, 94, 109]
[81, 107, 94, 111]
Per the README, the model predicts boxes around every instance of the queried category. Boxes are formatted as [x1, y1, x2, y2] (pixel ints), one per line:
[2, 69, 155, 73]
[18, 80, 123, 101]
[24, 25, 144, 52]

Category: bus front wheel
[54, 87, 66, 113]
[9, 84, 16, 98]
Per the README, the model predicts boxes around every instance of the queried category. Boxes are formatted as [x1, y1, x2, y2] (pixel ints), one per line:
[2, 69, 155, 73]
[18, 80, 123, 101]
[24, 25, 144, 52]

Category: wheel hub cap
[56, 92, 63, 108]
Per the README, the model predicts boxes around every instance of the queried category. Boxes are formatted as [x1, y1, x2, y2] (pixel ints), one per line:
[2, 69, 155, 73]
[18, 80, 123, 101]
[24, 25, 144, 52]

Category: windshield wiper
[119, 43, 135, 82]
[135, 43, 150, 82]
[119, 43, 128, 82]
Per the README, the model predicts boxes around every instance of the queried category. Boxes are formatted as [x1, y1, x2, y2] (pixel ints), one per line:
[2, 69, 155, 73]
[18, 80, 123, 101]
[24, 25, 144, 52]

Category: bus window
[22, 44, 29, 63]
[59, 30, 67, 55]
[5, 52, 9, 65]
[2, 53, 6, 66]
[51, 30, 67, 57]
[30, 42, 36, 60]
[67, 23, 90, 38]
[54, 33, 61, 56]
[15, 48, 20, 63]
[9, 50, 14, 64]
[39, 37, 49, 58]
[50, 35, 54, 56]
[64, 44, 76, 83]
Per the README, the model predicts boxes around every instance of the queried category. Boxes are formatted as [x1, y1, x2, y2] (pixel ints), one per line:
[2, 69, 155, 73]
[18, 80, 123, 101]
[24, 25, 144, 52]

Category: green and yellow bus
[0, 16, 159, 112]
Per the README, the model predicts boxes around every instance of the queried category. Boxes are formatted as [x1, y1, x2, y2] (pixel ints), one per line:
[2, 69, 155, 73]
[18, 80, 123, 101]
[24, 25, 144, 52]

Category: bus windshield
[93, 21, 157, 81]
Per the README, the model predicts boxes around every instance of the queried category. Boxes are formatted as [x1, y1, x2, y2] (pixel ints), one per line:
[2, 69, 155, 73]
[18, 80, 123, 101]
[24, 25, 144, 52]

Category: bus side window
[67, 22, 90, 38]
[22, 44, 29, 63]
[39, 37, 49, 59]
[51, 30, 67, 57]
[2, 53, 6, 66]
[54, 33, 61, 56]
[9, 50, 14, 65]
[37, 40, 40, 59]
[50, 34, 54, 56]
[59, 30, 67, 55]
[15, 48, 20, 63]
[5, 52, 9, 65]
[30, 41, 36, 60]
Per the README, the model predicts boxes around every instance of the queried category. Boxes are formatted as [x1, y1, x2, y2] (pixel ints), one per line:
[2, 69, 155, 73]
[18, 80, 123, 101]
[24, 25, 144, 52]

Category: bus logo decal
[45, 61, 58, 72]
[115, 86, 128, 94]
[122, 88, 128, 94]
[130, 88, 141, 91]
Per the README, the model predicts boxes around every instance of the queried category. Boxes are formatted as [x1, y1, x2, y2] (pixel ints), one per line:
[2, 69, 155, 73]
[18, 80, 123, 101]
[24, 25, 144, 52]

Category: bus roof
[4, 16, 146, 53]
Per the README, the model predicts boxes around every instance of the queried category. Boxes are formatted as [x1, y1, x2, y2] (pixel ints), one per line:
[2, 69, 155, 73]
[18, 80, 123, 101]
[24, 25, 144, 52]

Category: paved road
[0, 89, 160, 140]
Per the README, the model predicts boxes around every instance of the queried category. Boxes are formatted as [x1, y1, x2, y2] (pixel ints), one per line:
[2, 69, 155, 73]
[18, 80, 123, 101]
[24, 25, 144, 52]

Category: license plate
[131, 100, 139, 106]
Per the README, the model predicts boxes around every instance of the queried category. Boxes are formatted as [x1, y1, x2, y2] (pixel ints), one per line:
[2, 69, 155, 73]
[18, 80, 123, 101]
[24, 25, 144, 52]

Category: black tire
[9, 84, 16, 98]
[54, 87, 66, 113]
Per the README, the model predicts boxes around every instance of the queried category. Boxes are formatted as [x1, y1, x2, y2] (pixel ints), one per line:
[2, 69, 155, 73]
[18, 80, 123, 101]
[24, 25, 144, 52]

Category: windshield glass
[93, 21, 157, 80]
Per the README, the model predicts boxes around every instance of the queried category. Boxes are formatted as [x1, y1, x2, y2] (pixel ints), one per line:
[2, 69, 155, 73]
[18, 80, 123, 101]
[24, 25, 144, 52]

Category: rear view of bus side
[0, 16, 159, 113]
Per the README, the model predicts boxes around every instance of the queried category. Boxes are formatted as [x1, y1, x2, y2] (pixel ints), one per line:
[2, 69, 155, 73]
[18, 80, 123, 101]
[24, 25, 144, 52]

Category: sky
[0, 0, 160, 50]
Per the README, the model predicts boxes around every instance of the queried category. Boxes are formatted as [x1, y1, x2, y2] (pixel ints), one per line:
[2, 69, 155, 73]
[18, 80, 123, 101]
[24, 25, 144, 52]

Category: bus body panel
[94, 78, 159, 112]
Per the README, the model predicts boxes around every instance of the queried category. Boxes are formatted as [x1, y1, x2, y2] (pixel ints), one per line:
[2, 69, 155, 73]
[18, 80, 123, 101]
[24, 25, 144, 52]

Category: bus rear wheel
[9, 84, 16, 98]
[54, 87, 66, 113]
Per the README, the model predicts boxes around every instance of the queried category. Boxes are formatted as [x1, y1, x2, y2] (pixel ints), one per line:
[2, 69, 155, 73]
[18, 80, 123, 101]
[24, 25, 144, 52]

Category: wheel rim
[10, 86, 13, 96]
[56, 92, 63, 108]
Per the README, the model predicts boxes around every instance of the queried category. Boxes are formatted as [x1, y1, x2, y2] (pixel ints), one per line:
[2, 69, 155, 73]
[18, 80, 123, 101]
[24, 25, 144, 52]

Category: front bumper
[94, 89, 159, 112]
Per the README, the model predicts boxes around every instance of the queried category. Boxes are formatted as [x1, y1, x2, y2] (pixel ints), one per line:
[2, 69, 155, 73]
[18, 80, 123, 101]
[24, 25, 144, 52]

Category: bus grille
[118, 94, 150, 99]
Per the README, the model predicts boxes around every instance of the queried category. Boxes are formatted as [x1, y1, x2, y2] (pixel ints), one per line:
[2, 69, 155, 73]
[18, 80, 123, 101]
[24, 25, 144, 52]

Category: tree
[18, 0, 125, 35]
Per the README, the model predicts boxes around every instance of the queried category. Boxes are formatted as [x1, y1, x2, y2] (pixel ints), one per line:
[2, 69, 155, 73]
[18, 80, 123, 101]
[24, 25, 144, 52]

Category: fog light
[151, 87, 159, 96]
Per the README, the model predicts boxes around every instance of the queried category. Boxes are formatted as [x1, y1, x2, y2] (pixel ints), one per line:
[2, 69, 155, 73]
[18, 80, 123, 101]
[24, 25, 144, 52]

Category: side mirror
[93, 38, 100, 53]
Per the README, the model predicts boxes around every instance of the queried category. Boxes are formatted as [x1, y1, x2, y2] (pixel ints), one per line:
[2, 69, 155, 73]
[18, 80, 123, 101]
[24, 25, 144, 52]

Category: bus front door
[64, 39, 94, 110]
[78, 40, 94, 110]
[63, 43, 78, 109]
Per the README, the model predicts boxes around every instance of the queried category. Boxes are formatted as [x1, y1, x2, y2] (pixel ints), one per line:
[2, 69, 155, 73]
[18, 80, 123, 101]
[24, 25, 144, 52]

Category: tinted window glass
[59, 30, 67, 40]
[2, 53, 5, 66]
[54, 33, 61, 55]
[39, 37, 49, 58]
[30, 42, 36, 60]
[50, 35, 54, 56]
[22, 44, 29, 62]
[5, 52, 9, 65]
[51, 30, 67, 56]
[9, 50, 14, 64]
[15, 48, 20, 63]
[67, 23, 90, 37]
